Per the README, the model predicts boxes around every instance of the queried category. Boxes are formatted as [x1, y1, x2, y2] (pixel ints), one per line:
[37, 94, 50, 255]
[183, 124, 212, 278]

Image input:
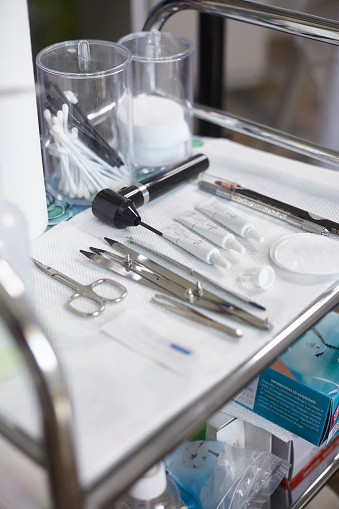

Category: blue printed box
[234, 307, 339, 446]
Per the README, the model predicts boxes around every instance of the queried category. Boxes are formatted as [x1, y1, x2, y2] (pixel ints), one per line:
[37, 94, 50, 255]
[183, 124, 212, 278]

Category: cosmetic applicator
[91, 153, 209, 235]
[92, 189, 162, 235]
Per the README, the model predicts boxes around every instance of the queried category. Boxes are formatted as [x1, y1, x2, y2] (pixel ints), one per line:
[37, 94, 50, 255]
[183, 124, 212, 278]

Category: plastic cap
[245, 227, 264, 243]
[239, 266, 275, 289]
[92, 189, 141, 229]
[228, 237, 246, 253]
[128, 462, 167, 500]
[210, 252, 231, 269]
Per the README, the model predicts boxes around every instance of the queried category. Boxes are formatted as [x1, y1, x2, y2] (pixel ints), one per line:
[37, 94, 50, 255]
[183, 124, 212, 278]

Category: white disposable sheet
[1, 138, 339, 487]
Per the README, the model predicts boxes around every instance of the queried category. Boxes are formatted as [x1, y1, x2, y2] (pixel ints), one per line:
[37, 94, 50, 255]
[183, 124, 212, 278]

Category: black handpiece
[92, 189, 162, 235]
[92, 190, 140, 228]
[118, 153, 209, 207]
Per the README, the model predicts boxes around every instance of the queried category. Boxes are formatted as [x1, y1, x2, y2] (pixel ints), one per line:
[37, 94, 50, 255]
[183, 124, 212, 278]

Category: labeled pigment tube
[162, 224, 231, 268]
[175, 210, 245, 252]
[196, 198, 264, 243]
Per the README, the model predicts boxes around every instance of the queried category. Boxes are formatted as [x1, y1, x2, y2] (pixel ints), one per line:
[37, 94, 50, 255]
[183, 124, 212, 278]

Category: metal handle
[89, 278, 128, 303]
[144, 0, 339, 169]
[67, 292, 106, 317]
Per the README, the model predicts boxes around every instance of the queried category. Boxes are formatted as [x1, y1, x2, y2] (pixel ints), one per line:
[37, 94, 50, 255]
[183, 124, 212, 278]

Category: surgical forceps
[80, 239, 272, 329]
[152, 294, 243, 338]
[32, 258, 127, 317]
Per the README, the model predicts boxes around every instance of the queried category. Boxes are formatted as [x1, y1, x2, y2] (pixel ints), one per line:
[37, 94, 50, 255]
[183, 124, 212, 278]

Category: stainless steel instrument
[125, 235, 266, 310]
[80, 239, 272, 330]
[151, 293, 243, 338]
[32, 258, 127, 317]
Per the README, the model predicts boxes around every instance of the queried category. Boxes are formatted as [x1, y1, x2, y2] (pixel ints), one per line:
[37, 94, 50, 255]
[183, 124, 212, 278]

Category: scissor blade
[31, 258, 61, 277]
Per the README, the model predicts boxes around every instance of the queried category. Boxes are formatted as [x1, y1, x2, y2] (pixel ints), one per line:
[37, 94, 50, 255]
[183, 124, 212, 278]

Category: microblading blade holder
[91, 153, 209, 233]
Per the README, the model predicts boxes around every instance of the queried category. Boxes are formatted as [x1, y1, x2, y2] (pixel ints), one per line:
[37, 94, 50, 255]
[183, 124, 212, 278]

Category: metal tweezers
[80, 238, 273, 330]
[151, 294, 243, 338]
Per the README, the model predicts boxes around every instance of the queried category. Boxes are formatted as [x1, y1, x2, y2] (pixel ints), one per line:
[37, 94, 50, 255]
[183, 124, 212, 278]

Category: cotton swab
[44, 105, 130, 201]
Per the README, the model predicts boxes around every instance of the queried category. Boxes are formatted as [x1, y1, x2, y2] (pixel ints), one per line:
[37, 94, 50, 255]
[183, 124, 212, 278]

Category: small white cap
[239, 266, 275, 289]
[210, 252, 231, 269]
[245, 228, 264, 243]
[129, 462, 167, 500]
[227, 237, 246, 254]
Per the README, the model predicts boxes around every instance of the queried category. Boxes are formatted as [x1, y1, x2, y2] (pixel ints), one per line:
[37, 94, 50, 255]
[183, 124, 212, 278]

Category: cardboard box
[271, 433, 339, 508]
[206, 410, 339, 508]
[206, 412, 245, 448]
[234, 306, 339, 446]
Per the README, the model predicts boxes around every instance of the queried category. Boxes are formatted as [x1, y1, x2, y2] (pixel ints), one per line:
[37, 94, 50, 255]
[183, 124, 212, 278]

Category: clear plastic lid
[118, 31, 193, 62]
[36, 39, 131, 77]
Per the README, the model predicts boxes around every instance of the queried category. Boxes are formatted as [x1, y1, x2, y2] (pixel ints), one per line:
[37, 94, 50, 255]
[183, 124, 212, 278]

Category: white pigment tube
[175, 210, 245, 252]
[196, 198, 264, 242]
[163, 224, 231, 268]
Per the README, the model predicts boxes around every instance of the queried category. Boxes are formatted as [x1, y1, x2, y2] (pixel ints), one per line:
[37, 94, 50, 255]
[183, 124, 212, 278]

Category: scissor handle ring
[90, 278, 128, 303]
[66, 292, 106, 318]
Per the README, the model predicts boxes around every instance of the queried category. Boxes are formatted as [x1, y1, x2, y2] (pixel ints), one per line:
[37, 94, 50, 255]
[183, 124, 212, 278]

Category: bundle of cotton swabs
[44, 103, 130, 201]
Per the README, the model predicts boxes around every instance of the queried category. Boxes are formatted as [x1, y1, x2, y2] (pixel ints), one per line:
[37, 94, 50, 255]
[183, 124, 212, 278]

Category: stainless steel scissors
[32, 258, 127, 317]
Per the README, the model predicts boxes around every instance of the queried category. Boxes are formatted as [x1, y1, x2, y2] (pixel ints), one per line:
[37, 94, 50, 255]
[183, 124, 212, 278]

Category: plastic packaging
[115, 462, 181, 508]
[165, 441, 290, 509]
[196, 198, 264, 243]
[175, 211, 245, 252]
[163, 224, 231, 268]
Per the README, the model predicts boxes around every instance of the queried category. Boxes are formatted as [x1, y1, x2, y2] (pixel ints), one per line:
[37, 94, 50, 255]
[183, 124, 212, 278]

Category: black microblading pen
[118, 153, 209, 207]
[92, 153, 209, 233]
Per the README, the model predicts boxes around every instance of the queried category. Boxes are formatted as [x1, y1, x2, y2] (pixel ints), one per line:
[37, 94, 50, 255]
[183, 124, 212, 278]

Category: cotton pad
[131, 95, 191, 167]
[270, 233, 339, 274]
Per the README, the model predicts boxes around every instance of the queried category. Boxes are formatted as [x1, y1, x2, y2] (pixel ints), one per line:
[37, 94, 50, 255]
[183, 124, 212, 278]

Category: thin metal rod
[0, 413, 45, 467]
[193, 103, 339, 168]
[144, 0, 339, 44]
[144, 0, 339, 168]
[198, 13, 225, 137]
[86, 281, 339, 508]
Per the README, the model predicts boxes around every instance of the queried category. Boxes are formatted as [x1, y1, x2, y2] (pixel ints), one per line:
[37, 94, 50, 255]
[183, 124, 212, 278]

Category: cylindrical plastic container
[0, 0, 47, 240]
[36, 40, 133, 205]
[115, 462, 180, 509]
[118, 31, 194, 179]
